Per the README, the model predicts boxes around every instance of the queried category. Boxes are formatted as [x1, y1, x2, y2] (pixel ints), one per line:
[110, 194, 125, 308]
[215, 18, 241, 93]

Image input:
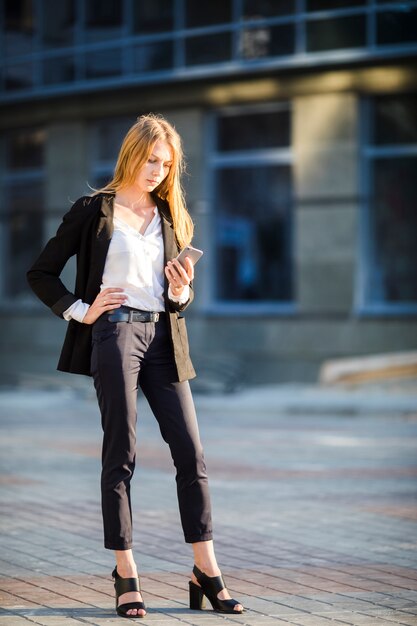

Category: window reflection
[216, 166, 293, 301]
[185, 33, 231, 65]
[7, 129, 45, 169]
[185, 0, 232, 27]
[377, 8, 417, 45]
[134, 41, 173, 72]
[5, 63, 34, 91]
[219, 110, 290, 151]
[42, 56, 76, 84]
[133, 0, 173, 33]
[307, 0, 366, 9]
[95, 118, 132, 161]
[4, 0, 35, 56]
[6, 182, 44, 298]
[307, 15, 366, 51]
[369, 157, 417, 303]
[85, 0, 123, 42]
[41, 0, 75, 48]
[214, 107, 293, 304]
[85, 48, 122, 78]
[240, 23, 295, 59]
[373, 94, 417, 145]
[242, 0, 295, 19]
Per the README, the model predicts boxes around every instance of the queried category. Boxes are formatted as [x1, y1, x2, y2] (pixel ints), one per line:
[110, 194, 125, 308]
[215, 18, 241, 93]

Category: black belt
[108, 308, 164, 323]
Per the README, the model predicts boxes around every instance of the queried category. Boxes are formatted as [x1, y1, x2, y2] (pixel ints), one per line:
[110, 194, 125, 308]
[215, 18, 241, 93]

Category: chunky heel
[189, 581, 206, 610]
[189, 565, 244, 614]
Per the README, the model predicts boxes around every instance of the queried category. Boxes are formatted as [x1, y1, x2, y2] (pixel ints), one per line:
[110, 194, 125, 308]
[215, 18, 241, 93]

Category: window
[307, 14, 366, 52]
[42, 56, 76, 85]
[377, 7, 417, 46]
[240, 23, 295, 59]
[4, 0, 35, 57]
[185, 33, 232, 66]
[307, 0, 366, 9]
[41, 0, 75, 48]
[185, 0, 232, 27]
[362, 94, 417, 311]
[133, 0, 174, 34]
[85, 48, 122, 78]
[133, 41, 174, 73]
[242, 0, 296, 19]
[211, 106, 293, 307]
[90, 117, 134, 188]
[85, 0, 123, 42]
[1, 128, 46, 300]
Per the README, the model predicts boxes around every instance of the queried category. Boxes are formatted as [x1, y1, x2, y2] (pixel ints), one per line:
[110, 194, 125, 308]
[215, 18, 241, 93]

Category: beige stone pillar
[44, 121, 90, 288]
[293, 93, 359, 313]
[161, 109, 208, 311]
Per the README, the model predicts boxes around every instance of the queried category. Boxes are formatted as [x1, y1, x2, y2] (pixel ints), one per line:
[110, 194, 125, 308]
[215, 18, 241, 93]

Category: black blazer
[27, 193, 196, 382]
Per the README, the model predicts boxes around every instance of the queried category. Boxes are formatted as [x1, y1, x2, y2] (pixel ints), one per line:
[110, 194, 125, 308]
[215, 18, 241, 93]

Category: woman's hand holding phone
[165, 256, 194, 297]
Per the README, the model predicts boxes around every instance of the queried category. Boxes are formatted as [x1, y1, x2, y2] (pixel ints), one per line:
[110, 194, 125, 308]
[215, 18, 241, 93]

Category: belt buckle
[152, 312, 159, 322]
[128, 309, 134, 324]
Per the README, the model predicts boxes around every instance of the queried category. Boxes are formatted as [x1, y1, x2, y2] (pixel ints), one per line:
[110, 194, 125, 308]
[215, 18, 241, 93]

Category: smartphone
[175, 245, 204, 268]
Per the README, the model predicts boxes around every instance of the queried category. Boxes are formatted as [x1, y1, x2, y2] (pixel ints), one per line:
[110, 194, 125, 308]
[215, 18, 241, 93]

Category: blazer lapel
[154, 195, 178, 264]
[87, 194, 114, 293]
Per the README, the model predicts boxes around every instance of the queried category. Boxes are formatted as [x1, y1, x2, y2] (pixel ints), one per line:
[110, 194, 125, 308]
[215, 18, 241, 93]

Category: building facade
[1, 0, 417, 388]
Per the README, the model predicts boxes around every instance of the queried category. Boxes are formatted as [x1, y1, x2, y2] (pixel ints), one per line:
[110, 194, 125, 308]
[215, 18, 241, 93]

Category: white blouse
[63, 206, 189, 323]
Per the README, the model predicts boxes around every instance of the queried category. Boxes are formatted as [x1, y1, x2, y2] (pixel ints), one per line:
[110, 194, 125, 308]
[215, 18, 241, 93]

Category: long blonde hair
[93, 113, 194, 248]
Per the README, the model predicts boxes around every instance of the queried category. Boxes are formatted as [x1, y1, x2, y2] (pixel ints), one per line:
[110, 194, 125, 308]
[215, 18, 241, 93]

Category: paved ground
[1, 379, 417, 626]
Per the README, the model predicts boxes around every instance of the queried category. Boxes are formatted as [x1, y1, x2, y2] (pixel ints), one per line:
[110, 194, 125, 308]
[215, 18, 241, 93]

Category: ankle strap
[193, 565, 226, 595]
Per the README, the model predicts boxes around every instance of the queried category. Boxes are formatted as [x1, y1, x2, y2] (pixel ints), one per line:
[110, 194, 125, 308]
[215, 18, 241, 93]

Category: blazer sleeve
[27, 196, 95, 318]
[167, 282, 194, 313]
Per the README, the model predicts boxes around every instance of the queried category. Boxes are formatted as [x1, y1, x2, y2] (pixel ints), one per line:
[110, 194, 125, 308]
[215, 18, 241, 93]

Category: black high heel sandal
[189, 564, 244, 614]
[112, 566, 146, 619]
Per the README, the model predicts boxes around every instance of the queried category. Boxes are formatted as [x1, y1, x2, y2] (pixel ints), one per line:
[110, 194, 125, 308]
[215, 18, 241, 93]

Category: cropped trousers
[90, 311, 213, 550]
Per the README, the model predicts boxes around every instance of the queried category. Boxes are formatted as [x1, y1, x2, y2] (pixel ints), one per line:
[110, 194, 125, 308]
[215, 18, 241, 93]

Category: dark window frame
[206, 103, 296, 316]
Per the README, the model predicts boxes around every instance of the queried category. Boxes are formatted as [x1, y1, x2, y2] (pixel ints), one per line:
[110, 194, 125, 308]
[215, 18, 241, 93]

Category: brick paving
[0, 382, 417, 625]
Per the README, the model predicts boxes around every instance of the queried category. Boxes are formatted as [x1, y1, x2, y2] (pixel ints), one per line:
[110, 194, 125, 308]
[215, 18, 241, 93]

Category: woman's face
[136, 139, 173, 194]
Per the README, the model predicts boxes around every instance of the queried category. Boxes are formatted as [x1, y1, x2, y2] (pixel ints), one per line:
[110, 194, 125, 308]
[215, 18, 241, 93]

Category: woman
[27, 114, 244, 619]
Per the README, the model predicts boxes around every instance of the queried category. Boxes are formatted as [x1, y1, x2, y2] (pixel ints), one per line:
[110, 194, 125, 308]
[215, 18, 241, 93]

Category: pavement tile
[1, 386, 417, 626]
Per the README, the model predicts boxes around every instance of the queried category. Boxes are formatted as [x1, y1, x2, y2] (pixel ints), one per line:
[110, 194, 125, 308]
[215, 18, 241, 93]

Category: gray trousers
[90, 311, 213, 550]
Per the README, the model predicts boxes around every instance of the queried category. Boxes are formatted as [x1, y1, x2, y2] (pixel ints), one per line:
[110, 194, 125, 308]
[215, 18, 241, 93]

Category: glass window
[133, 41, 174, 72]
[4, 63, 34, 91]
[307, 15, 366, 51]
[2, 129, 45, 299]
[377, 0, 413, 4]
[42, 56, 76, 85]
[41, 0, 75, 48]
[7, 129, 45, 169]
[364, 94, 417, 309]
[213, 107, 293, 304]
[368, 157, 417, 303]
[307, 0, 366, 9]
[373, 94, 417, 145]
[85, 48, 122, 78]
[240, 23, 295, 59]
[4, 0, 35, 57]
[377, 8, 417, 46]
[133, 0, 173, 33]
[242, 0, 295, 19]
[218, 110, 290, 151]
[185, 33, 232, 66]
[94, 118, 132, 161]
[215, 165, 293, 301]
[185, 0, 232, 27]
[85, 0, 123, 41]
[4, 182, 44, 298]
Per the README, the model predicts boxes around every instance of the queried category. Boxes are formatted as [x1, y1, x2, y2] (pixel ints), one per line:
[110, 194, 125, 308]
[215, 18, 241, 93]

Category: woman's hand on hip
[165, 256, 194, 297]
[83, 288, 127, 325]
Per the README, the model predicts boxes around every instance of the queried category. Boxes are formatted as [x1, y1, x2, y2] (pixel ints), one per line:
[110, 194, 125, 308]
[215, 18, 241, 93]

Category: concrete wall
[1, 64, 417, 388]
